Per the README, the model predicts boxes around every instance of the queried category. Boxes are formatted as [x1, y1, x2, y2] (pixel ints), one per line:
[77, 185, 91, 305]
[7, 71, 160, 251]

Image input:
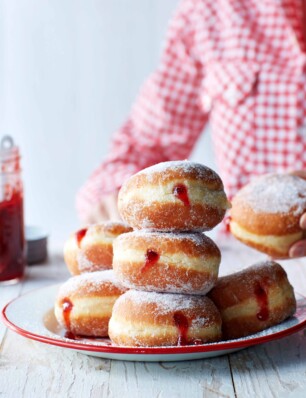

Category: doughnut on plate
[208, 261, 296, 339]
[3, 284, 306, 361]
[54, 271, 127, 337]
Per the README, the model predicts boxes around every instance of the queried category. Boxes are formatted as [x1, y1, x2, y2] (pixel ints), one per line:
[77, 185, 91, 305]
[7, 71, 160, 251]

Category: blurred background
[0, 0, 216, 245]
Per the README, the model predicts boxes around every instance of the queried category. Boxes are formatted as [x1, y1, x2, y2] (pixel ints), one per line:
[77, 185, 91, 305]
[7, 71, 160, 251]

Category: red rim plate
[2, 285, 306, 355]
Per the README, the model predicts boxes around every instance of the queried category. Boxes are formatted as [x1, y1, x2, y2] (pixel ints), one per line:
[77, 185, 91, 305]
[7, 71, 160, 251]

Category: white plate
[2, 284, 306, 362]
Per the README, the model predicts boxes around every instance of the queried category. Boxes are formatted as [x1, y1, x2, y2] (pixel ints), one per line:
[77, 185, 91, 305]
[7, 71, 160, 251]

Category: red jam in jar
[0, 136, 25, 284]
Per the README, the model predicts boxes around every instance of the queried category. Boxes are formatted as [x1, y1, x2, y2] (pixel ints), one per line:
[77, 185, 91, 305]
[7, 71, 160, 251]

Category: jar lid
[25, 226, 49, 265]
[0, 136, 19, 160]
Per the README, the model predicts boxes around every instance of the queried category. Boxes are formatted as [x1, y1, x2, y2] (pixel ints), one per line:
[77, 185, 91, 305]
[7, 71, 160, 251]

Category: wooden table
[1, 238, 306, 398]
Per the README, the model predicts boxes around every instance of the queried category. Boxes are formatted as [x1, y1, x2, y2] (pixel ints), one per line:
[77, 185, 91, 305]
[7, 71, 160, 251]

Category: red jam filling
[62, 298, 74, 330]
[173, 184, 190, 206]
[141, 249, 160, 273]
[75, 228, 87, 247]
[254, 283, 269, 321]
[0, 191, 25, 282]
[224, 215, 232, 234]
[173, 311, 189, 346]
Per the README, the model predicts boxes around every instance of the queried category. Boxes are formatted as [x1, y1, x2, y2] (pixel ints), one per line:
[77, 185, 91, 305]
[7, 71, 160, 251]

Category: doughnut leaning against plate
[118, 161, 231, 231]
[230, 173, 306, 258]
[64, 221, 133, 275]
[54, 270, 128, 337]
[113, 231, 221, 295]
[208, 261, 296, 340]
[108, 290, 222, 347]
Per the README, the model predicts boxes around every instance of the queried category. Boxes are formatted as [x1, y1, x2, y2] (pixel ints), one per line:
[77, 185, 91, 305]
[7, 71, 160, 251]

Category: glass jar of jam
[0, 136, 25, 284]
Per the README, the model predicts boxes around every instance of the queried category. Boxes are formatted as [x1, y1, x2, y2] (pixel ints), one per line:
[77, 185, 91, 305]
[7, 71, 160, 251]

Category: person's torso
[192, 0, 306, 196]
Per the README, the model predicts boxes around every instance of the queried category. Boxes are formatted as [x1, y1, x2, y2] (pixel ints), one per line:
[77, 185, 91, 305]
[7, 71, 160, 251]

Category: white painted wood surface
[1, 239, 306, 398]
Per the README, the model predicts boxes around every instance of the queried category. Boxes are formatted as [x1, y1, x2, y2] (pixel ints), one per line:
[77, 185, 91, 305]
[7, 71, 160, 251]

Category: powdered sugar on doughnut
[236, 174, 306, 215]
[215, 260, 290, 292]
[116, 290, 213, 315]
[77, 252, 95, 273]
[58, 270, 126, 297]
[77, 251, 110, 273]
[137, 160, 223, 184]
[121, 230, 215, 247]
[117, 275, 216, 296]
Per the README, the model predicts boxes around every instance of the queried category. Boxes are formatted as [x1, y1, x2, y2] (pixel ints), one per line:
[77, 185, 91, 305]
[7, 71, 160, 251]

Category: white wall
[0, 0, 216, 244]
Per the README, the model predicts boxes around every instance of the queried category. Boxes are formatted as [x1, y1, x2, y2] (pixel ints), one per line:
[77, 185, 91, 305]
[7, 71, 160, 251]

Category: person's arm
[76, 0, 209, 223]
[288, 170, 306, 258]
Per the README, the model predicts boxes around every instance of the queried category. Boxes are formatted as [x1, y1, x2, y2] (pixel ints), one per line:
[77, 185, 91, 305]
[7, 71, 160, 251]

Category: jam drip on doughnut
[254, 283, 269, 321]
[141, 249, 160, 273]
[173, 311, 189, 346]
[75, 228, 87, 247]
[173, 184, 190, 206]
[62, 298, 73, 330]
[224, 215, 231, 234]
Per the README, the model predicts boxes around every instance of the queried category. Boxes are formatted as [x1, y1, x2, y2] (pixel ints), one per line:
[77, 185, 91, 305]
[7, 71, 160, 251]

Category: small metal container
[25, 226, 48, 265]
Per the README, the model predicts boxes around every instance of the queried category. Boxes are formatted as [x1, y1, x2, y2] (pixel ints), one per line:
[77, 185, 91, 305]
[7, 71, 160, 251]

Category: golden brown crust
[63, 221, 133, 275]
[208, 261, 296, 339]
[65, 316, 110, 337]
[118, 265, 215, 294]
[113, 231, 221, 294]
[231, 199, 302, 236]
[56, 279, 126, 301]
[109, 291, 222, 346]
[82, 244, 113, 271]
[118, 161, 230, 231]
[87, 222, 133, 237]
[120, 201, 226, 231]
[208, 262, 287, 306]
[219, 298, 294, 340]
[113, 296, 221, 328]
[114, 231, 220, 257]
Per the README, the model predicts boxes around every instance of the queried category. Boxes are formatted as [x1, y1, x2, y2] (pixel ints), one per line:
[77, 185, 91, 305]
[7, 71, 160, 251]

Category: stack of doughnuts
[54, 221, 131, 337]
[54, 163, 297, 345]
[109, 161, 231, 346]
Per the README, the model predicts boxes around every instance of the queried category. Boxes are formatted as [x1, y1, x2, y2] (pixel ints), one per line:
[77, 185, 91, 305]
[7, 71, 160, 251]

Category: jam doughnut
[54, 270, 128, 337]
[64, 221, 133, 275]
[230, 173, 306, 258]
[108, 290, 222, 347]
[208, 261, 296, 340]
[118, 161, 230, 231]
[113, 231, 221, 295]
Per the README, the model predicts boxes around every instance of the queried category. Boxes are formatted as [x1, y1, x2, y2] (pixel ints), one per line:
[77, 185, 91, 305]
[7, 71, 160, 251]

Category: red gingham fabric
[77, 0, 306, 221]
